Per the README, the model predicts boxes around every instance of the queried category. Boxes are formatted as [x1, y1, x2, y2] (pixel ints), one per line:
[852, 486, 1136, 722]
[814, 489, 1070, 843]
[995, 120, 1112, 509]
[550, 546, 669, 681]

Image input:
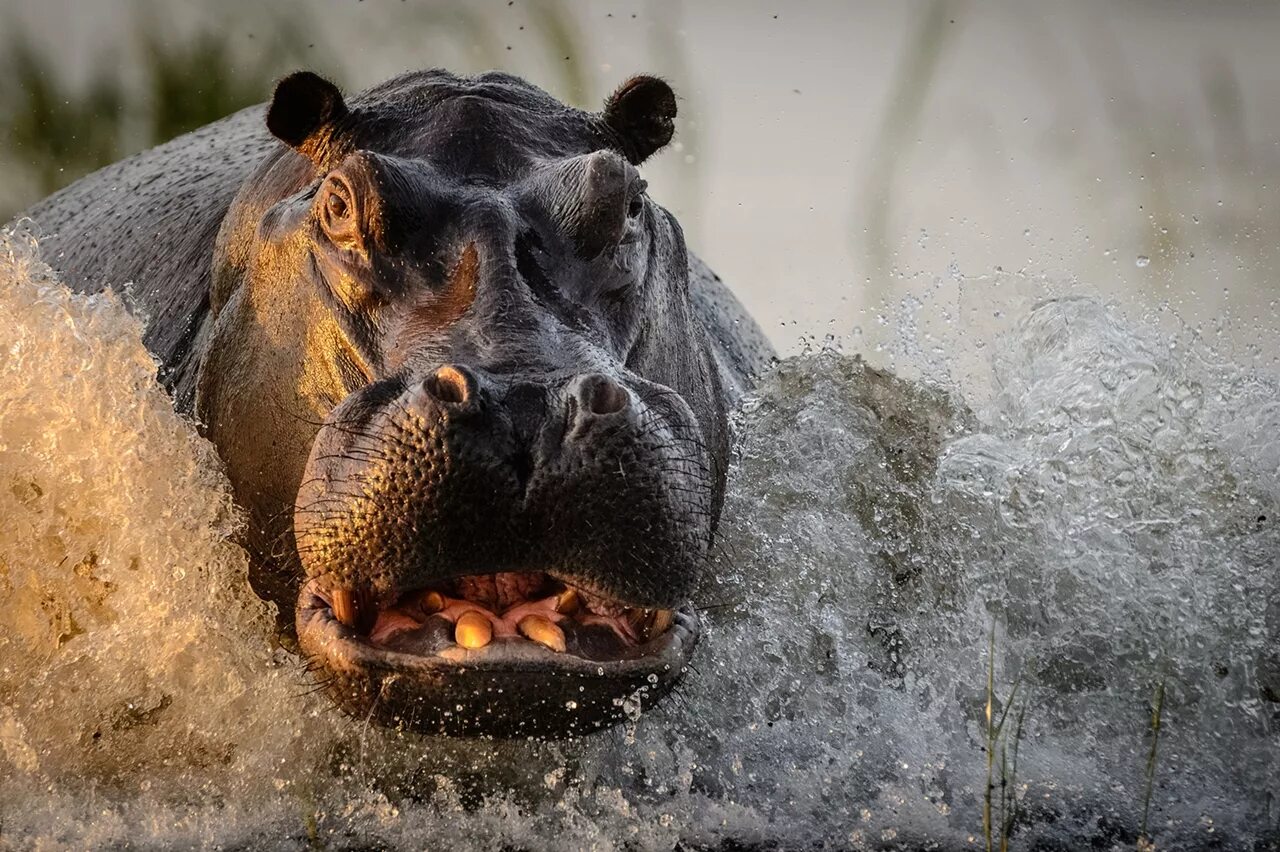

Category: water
[1, 225, 1277, 849]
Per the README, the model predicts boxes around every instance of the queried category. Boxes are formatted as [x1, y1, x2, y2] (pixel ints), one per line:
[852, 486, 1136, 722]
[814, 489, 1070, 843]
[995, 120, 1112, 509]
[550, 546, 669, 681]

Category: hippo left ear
[601, 75, 677, 165]
[266, 71, 351, 168]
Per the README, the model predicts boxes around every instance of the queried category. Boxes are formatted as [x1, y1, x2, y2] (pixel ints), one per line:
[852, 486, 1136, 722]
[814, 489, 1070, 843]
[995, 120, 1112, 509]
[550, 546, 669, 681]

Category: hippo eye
[326, 191, 349, 221]
[321, 180, 353, 229]
[318, 176, 362, 250]
[626, 180, 648, 220]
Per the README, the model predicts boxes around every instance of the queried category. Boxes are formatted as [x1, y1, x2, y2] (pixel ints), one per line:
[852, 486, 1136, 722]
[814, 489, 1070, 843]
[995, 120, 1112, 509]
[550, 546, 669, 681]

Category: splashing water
[1, 226, 1277, 848]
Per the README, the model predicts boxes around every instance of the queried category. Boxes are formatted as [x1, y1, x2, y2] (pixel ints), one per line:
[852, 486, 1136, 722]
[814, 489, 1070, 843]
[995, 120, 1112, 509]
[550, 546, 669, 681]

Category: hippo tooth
[626, 608, 650, 632]
[518, 614, 566, 653]
[422, 590, 445, 614]
[651, 609, 674, 636]
[554, 588, 580, 615]
[332, 588, 360, 630]
[455, 611, 492, 649]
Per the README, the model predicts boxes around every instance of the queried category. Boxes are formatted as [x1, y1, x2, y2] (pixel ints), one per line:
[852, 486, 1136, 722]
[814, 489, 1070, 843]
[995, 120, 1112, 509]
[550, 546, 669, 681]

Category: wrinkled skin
[19, 69, 773, 737]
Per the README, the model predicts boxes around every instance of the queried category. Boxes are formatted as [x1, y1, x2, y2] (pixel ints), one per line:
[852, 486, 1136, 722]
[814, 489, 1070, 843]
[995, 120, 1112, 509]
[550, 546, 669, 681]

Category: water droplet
[622, 693, 643, 721]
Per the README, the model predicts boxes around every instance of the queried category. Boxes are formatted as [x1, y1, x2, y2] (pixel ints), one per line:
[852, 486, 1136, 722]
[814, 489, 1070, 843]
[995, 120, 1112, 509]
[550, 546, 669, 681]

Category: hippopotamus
[18, 69, 773, 737]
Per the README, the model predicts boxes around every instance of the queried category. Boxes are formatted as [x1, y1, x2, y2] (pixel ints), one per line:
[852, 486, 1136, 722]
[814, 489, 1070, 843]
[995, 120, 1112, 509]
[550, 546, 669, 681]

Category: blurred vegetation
[0, 10, 322, 219]
[139, 24, 314, 147]
[4, 37, 126, 204]
[0, 1, 697, 224]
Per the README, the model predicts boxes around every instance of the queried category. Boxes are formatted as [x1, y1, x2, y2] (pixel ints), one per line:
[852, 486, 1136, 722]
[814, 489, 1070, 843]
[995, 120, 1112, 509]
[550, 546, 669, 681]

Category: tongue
[453, 571, 548, 611]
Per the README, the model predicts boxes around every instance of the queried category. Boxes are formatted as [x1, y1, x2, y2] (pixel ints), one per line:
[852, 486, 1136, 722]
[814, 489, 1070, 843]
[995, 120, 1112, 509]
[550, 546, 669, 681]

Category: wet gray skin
[20, 69, 774, 737]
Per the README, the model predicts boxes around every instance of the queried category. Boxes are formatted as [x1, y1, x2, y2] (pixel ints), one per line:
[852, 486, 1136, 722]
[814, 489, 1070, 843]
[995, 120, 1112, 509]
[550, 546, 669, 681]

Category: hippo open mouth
[297, 570, 699, 736]
[287, 349, 714, 736]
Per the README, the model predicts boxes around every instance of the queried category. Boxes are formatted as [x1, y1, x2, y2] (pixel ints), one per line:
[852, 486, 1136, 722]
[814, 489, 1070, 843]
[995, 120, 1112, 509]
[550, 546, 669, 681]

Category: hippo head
[196, 70, 727, 737]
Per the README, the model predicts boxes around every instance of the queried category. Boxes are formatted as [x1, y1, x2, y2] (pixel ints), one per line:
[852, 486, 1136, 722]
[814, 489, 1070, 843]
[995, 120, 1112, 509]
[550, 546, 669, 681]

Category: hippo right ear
[266, 71, 351, 168]
[601, 75, 677, 165]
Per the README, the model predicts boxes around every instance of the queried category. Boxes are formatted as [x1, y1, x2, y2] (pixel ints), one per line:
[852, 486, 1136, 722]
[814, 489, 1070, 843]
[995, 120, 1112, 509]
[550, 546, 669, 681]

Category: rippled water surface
[1, 227, 1277, 849]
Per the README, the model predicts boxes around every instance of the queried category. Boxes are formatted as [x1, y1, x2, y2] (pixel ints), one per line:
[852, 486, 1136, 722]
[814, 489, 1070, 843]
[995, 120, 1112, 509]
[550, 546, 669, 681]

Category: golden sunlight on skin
[298, 306, 359, 417]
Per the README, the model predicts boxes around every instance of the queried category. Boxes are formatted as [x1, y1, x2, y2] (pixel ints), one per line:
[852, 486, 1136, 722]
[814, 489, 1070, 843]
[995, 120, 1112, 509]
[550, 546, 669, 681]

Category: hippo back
[687, 254, 773, 398]
[16, 106, 273, 410]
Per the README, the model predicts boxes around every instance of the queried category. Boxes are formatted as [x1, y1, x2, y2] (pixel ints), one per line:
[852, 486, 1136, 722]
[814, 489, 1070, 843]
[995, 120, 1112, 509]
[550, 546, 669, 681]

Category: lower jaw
[295, 583, 700, 738]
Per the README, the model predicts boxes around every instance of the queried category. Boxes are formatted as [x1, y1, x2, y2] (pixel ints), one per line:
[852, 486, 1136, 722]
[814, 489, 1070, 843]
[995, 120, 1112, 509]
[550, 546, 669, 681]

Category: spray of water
[1, 226, 1276, 848]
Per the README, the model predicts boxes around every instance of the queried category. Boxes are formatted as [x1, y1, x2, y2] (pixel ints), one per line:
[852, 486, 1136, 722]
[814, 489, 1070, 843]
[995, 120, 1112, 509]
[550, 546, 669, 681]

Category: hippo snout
[292, 359, 711, 733]
[293, 362, 708, 602]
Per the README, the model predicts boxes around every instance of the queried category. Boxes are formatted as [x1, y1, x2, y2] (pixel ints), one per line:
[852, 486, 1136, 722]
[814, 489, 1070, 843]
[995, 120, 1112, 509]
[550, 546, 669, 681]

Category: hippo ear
[602, 75, 676, 165]
[266, 71, 351, 167]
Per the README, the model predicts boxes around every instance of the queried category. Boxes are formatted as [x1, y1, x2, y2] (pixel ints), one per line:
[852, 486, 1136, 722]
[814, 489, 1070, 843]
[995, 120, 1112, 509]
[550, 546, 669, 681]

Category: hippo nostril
[578, 374, 630, 416]
[425, 365, 472, 405]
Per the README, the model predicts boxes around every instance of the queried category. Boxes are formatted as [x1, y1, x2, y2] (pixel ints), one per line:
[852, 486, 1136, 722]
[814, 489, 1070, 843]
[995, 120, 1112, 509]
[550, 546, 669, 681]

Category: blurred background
[3, 0, 1278, 373]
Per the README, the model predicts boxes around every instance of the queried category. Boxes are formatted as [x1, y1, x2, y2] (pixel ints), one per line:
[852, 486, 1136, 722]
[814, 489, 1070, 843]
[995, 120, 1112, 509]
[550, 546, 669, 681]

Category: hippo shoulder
[688, 253, 775, 399]
[14, 105, 275, 408]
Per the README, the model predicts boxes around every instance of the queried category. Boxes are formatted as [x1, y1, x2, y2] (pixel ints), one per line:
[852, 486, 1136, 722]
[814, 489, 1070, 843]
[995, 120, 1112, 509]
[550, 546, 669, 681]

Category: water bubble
[1136, 255, 1151, 267]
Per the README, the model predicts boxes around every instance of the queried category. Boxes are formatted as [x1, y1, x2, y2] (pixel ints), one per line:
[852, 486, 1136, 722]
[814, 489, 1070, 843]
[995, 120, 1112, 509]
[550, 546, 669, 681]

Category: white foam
[0, 225, 335, 844]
